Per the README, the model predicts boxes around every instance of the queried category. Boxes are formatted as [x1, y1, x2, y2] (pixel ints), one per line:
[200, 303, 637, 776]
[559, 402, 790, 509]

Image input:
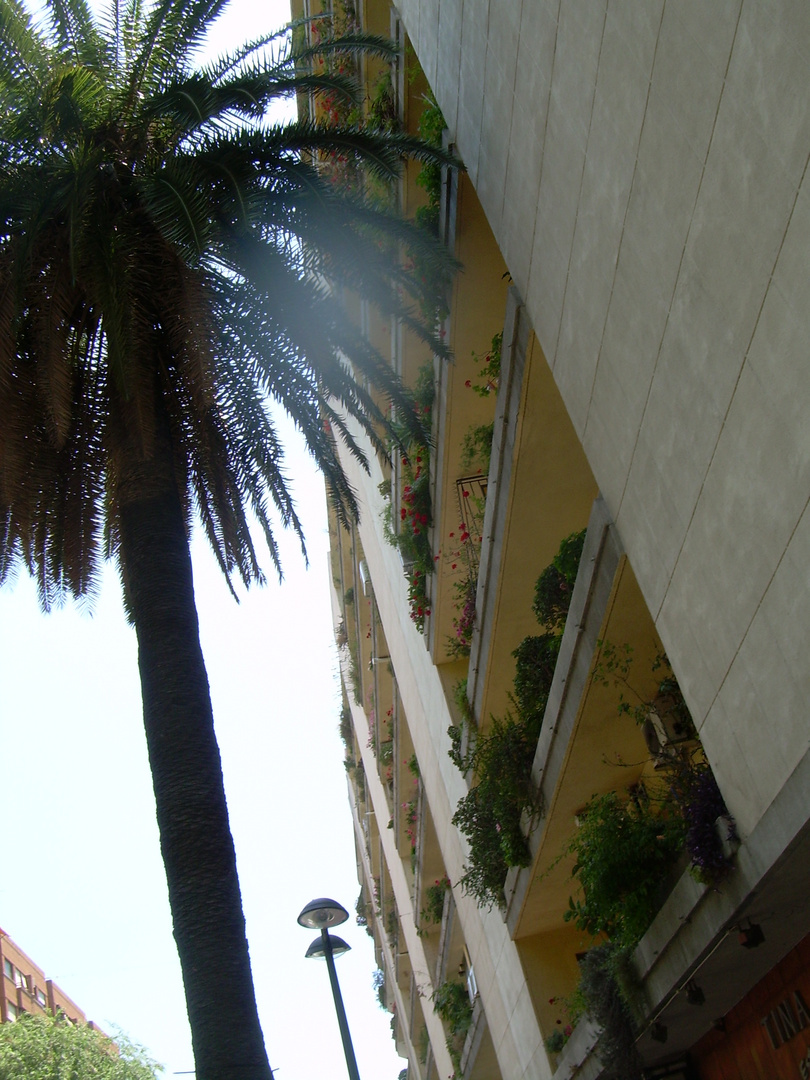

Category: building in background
[1, 928, 90, 1026]
[297, 1, 810, 1078]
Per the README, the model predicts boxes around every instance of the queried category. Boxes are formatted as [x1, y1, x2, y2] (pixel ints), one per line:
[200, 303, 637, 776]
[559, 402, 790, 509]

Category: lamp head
[305, 935, 351, 960]
[298, 898, 350, 930]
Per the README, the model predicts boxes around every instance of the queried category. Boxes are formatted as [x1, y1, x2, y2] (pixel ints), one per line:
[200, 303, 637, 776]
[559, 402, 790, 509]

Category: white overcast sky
[0, 3, 404, 1079]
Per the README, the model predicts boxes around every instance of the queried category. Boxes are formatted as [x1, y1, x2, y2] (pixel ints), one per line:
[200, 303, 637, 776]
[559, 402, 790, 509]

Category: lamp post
[298, 898, 361, 1080]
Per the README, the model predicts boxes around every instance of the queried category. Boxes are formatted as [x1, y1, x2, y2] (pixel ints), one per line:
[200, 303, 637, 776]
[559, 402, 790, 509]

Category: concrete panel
[477, 0, 521, 237]
[605, 0, 663, 73]
[661, 311, 810, 716]
[667, 0, 742, 76]
[589, 8, 652, 158]
[500, 95, 545, 291]
[649, 2, 726, 161]
[727, 607, 810, 829]
[496, 941, 530, 1030]
[762, 0, 810, 65]
[516, 0, 558, 112]
[531, 96, 586, 318]
[753, 499, 810, 692]
[582, 251, 667, 508]
[547, 0, 606, 156]
[525, 212, 565, 365]
[455, 0, 490, 183]
[772, 172, 810, 320]
[690, 94, 795, 310]
[414, 0, 439, 91]
[622, 99, 705, 312]
[618, 251, 746, 595]
[500, 0, 558, 292]
[553, 275, 605, 437]
[509, 983, 545, 1075]
[725, 0, 810, 181]
[615, 427, 690, 620]
[434, 0, 463, 134]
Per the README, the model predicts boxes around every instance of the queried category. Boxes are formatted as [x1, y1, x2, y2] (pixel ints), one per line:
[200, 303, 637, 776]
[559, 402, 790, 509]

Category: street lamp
[298, 898, 361, 1080]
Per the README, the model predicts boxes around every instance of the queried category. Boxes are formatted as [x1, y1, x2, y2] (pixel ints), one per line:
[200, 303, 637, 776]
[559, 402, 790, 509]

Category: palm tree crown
[0, 3, 454, 1078]
[0, 0, 450, 598]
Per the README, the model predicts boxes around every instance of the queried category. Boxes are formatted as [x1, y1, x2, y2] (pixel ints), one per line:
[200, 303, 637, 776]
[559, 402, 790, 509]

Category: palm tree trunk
[118, 473, 273, 1080]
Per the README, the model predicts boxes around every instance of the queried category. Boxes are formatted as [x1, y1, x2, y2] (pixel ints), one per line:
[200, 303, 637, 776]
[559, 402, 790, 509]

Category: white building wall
[395, 0, 810, 836]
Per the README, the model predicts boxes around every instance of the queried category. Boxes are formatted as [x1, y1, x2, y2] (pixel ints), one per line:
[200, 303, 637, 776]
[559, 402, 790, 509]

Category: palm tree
[0, 3, 453, 1078]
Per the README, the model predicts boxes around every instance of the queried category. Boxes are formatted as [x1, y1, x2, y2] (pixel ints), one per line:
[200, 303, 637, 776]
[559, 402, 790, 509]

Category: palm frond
[45, 0, 108, 70]
[129, 0, 230, 98]
[0, 0, 51, 109]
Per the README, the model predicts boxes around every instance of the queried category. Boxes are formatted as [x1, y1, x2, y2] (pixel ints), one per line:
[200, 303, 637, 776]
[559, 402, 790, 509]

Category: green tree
[0, 1014, 159, 1080]
[0, 3, 453, 1078]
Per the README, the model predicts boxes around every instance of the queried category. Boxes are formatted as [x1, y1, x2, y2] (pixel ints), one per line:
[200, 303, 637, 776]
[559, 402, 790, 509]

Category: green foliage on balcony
[562, 791, 686, 949]
[431, 979, 473, 1037]
[449, 531, 586, 907]
[420, 876, 451, 927]
[383, 363, 435, 631]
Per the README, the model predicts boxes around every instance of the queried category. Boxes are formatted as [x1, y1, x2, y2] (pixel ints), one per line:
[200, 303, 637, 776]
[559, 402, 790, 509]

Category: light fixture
[306, 934, 351, 960]
[298, 898, 360, 1080]
[685, 979, 705, 1006]
[650, 1021, 668, 1043]
[738, 922, 765, 949]
[297, 897, 349, 930]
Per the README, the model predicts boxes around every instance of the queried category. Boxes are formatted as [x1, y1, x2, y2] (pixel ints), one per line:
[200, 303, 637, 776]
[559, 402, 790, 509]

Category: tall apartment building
[0, 928, 89, 1026]
[299, 2, 810, 1078]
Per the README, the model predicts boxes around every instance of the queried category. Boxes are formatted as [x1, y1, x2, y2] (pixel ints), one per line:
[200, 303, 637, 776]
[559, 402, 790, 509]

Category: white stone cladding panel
[397, 0, 810, 833]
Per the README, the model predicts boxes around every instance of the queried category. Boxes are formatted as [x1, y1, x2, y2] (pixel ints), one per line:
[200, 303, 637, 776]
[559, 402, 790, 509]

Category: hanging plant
[420, 876, 451, 926]
[560, 790, 686, 950]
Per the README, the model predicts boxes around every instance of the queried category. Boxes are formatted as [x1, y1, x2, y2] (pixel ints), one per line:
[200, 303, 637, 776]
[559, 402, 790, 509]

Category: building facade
[0, 927, 90, 1027]
[303, 1, 810, 1078]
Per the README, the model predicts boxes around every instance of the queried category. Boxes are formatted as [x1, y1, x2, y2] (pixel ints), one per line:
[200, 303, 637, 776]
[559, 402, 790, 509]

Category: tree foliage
[0, 1015, 159, 1080]
[0, 0, 455, 603]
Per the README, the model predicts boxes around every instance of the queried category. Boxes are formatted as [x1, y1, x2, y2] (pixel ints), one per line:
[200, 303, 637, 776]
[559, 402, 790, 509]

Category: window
[6, 1002, 17, 1021]
[14, 968, 28, 991]
[2, 958, 12, 980]
[35, 986, 46, 1007]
